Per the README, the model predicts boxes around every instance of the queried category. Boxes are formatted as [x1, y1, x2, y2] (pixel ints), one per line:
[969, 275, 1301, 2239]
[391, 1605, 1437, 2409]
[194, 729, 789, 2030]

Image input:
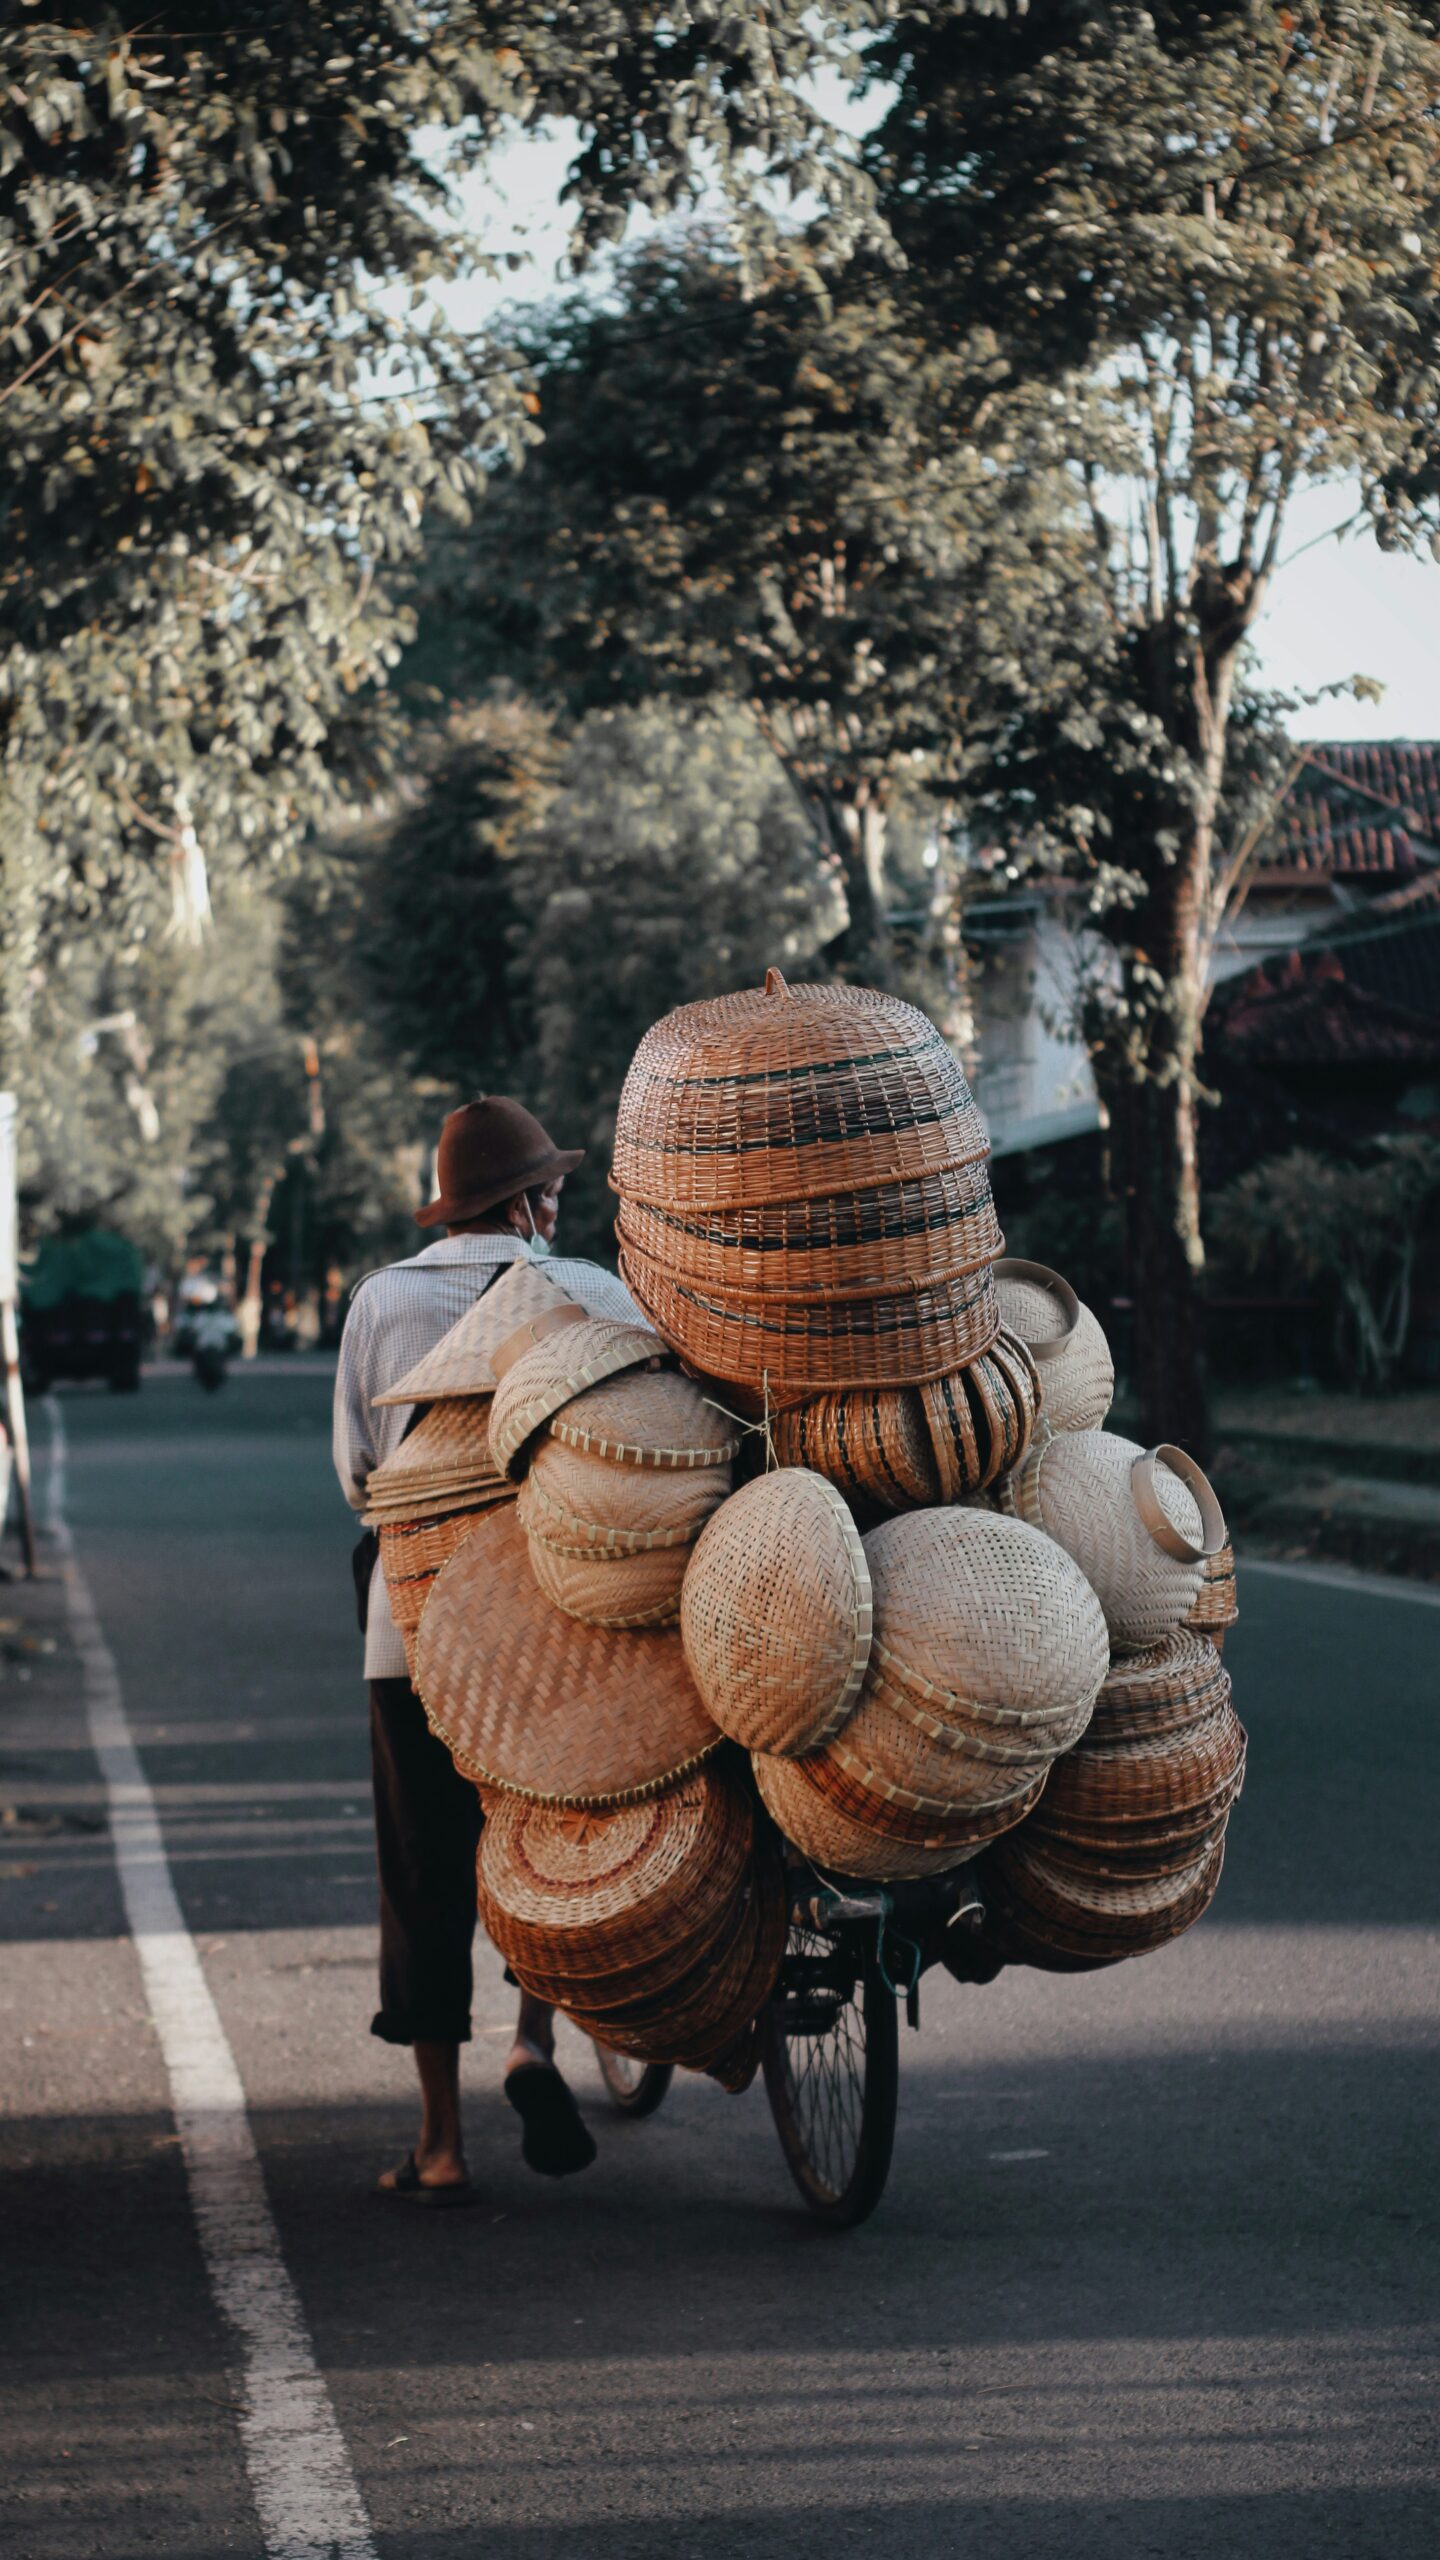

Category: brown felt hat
[415, 1097, 584, 1229]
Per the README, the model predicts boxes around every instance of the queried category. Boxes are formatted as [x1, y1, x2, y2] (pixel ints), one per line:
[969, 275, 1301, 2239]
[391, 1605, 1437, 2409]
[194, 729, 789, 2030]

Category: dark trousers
[369, 1677, 484, 2046]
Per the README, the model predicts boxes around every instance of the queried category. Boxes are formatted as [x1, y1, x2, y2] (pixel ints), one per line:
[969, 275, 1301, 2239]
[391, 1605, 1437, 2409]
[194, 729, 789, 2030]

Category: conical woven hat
[994, 1260, 1114, 1435]
[548, 1368, 742, 1471]
[863, 1508, 1109, 1722]
[488, 1319, 665, 1478]
[416, 1503, 720, 1806]
[525, 1530, 688, 1628]
[680, 1470, 873, 1756]
[526, 1438, 731, 1548]
[373, 1258, 648, 1406]
[477, 1765, 752, 1977]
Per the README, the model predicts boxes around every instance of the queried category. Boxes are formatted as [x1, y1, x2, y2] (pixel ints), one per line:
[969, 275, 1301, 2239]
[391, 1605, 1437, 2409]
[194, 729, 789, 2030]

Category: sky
[439, 129, 1440, 749]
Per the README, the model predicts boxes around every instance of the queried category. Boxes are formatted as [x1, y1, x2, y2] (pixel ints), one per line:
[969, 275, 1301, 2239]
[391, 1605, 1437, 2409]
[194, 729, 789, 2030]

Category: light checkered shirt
[333, 1233, 644, 1678]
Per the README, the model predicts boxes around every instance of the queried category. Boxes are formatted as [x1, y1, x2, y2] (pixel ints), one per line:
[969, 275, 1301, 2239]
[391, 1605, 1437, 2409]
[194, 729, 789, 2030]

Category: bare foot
[377, 2144, 470, 2194]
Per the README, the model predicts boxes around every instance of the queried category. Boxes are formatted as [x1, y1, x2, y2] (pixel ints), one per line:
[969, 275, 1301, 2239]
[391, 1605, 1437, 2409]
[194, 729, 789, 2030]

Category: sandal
[378, 2151, 479, 2209]
[505, 2061, 598, 2178]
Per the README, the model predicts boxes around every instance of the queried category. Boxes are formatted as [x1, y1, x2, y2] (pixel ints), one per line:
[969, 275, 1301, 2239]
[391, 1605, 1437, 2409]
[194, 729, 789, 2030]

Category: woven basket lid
[477, 1764, 751, 1958]
[373, 1257, 648, 1407]
[526, 1529, 687, 1629]
[416, 1503, 720, 1806]
[1092, 1627, 1232, 1736]
[752, 1749, 982, 1881]
[828, 1679, 1052, 1814]
[862, 1507, 1110, 1722]
[680, 1469, 873, 1756]
[488, 1319, 665, 1478]
[611, 973, 990, 1210]
[547, 1368, 742, 1471]
[526, 1438, 731, 1548]
[994, 1260, 1114, 1435]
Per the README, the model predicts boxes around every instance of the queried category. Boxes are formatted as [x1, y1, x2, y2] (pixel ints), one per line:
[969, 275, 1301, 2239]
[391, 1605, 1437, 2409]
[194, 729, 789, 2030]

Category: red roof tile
[1258, 739, 1440, 880]
[1211, 946, 1440, 1065]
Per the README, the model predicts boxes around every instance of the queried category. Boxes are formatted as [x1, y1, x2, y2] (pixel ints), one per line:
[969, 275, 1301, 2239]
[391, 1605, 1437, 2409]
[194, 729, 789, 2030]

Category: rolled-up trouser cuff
[370, 2008, 473, 2048]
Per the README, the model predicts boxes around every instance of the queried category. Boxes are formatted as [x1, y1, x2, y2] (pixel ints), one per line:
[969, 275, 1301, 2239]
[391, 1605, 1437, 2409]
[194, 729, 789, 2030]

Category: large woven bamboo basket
[476, 1764, 753, 1990]
[615, 1156, 1003, 1297]
[800, 1748, 1046, 1852]
[1005, 1432, 1225, 1650]
[416, 1504, 720, 1806]
[918, 1327, 1041, 1496]
[619, 1246, 1000, 1397]
[374, 1258, 647, 1407]
[611, 971, 992, 1212]
[487, 1319, 666, 1478]
[1030, 1631, 1246, 1858]
[568, 1832, 789, 2072]
[526, 1528, 688, 1629]
[832, 1673, 1074, 1810]
[680, 1469, 873, 1756]
[1185, 1541, 1239, 1652]
[546, 1368, 741, 1472]
[980, 1829, 1226, 1969]
[861, 1507, 1111, 1744]
[770, 1384, 941, 1511]
[526, 1437, 731, 1550]
[753, 1747, 987, 1881]
[993, 1259, 1115, 1436]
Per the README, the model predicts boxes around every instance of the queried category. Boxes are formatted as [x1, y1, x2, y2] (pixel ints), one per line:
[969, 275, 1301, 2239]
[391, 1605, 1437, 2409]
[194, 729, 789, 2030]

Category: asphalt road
[2, 1367, 1437, 2559]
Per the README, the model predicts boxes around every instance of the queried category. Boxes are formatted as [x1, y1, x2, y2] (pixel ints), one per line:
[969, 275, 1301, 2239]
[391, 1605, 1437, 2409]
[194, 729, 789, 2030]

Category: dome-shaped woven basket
[619, 1245, 999, 1397]
[615, 1155, 1003, 1297]
[799, 1747, 1045, 1851]
[476, 1763, 752, 1989]
[525, 1527, 688, 1629]
[979, 1828, 1226, 1968]
[1185, 1541, 1239, 1651]
[846, 1659, 1089, 1794]
[679, 1469, 873, 1756]
[487, 1320, 665, 1479]
[752, 1749, 999, 1881]
[918, 1328, 1041, 1497]
[525, 1438, 731, 1552]
[374, 1257, 646, 1407]
[862, 1507, 1111, 1733]
[1029, 1630, 1246, 1857]
[611, 972, 991, 1211]
[1006, 1432, 1225, 1651]
[546, 1368, 741, 1472]
[993, 1259, 1115, 1436]
[770, 1385, 940, 1512]
[416, 1504, 720, 1806]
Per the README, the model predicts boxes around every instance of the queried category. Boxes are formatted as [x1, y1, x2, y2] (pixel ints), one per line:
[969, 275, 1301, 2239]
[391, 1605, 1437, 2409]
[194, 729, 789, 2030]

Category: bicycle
[590, 1859, 1002, 2227]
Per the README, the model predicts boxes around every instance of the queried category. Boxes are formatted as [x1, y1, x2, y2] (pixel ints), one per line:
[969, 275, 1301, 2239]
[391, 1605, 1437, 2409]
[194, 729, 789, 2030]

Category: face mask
[519, 1195, 552, 1261]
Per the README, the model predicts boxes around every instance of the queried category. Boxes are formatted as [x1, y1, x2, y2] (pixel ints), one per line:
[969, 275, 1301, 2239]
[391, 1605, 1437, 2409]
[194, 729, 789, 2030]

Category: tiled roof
[1259, 739, 1440, 880]
[1210, 946, 1440, 1065]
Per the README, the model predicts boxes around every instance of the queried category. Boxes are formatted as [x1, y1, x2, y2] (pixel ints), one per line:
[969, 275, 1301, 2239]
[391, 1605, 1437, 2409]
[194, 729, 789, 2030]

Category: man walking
[334, 1095, 643, 2202]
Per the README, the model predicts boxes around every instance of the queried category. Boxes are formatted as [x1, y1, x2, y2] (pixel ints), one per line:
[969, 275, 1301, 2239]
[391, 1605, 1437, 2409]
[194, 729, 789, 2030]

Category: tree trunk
[1104, 1065, 1211, 1459]
[820, 788, 892, 979]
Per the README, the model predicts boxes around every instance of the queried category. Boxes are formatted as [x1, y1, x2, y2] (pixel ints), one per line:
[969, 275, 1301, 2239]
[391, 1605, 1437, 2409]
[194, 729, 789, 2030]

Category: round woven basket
[619, 1245, 1000, 1396]
[1005, 1432, 1225, 1651]
[615, 1155, 1003, 1296]
[476, 1764, 752, 1987]
[561, 1866, 760, 2032]
[770, 1385, 940, 1511]
[611, 973, 991, 1212]
[980, 1828, 1226, 1967]
[487, 1319, 665, 1479]
[800, 1748, 1046, 1850]
[526, 1528, 688, 1629]
[918, 1327, 1041, 1497]
[1030, 1630, 1246, 1852]
[379, 1509, 486, 1593]
[374, 1258, 646, 1407]
[862, 1505, 1111, 1732]
[526, 1437, 731, 1550]
[546, 1367, 741, 1472]
[569, 1832, 788, 2070]
[416, 1504, 720, 1806]
[839, 1665, 1081, 1802]
[1185, 1541, 1239, 1651]
[679, 1469, 873, 1756]
[752, 1748, 990, 1881]
[362, 1395, 504, 1521]
[993, 1259, 1115, 1436]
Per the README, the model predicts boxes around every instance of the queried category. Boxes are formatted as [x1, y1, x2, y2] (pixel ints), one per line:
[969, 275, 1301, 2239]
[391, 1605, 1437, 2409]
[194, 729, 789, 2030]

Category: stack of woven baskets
[383, 971, 1246, 2070]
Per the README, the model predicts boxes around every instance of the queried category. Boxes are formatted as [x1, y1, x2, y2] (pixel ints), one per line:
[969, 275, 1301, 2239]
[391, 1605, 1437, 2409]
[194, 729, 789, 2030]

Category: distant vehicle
[188, 1303, 239, 1392]
[20, 1230, 146, 1394]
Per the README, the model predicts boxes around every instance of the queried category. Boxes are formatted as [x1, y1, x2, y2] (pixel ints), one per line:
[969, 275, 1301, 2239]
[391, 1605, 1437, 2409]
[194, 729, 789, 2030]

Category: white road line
[1238, 1552, 1440, 1608]
[45, 1400, 379, 2560]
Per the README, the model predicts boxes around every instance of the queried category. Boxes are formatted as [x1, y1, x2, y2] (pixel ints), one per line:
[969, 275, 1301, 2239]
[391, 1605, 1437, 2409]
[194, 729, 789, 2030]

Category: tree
[859, 3, 1440, 1448]
[0, 5, 868, 1087]
[1210, 1138, 1440, 1389]
[439, 236, 1102, 973]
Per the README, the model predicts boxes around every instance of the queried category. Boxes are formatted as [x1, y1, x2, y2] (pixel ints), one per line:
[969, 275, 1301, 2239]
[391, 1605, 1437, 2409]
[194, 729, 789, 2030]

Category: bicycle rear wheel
[591, 2043, 674, 2118]
[761, 1917, 898, 2228]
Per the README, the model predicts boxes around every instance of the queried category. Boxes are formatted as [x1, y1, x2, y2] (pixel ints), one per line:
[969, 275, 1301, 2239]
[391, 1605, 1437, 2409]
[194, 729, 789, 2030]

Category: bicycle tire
[761, 1919, 898, 2228]
[592, 2043, 675, 2118]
